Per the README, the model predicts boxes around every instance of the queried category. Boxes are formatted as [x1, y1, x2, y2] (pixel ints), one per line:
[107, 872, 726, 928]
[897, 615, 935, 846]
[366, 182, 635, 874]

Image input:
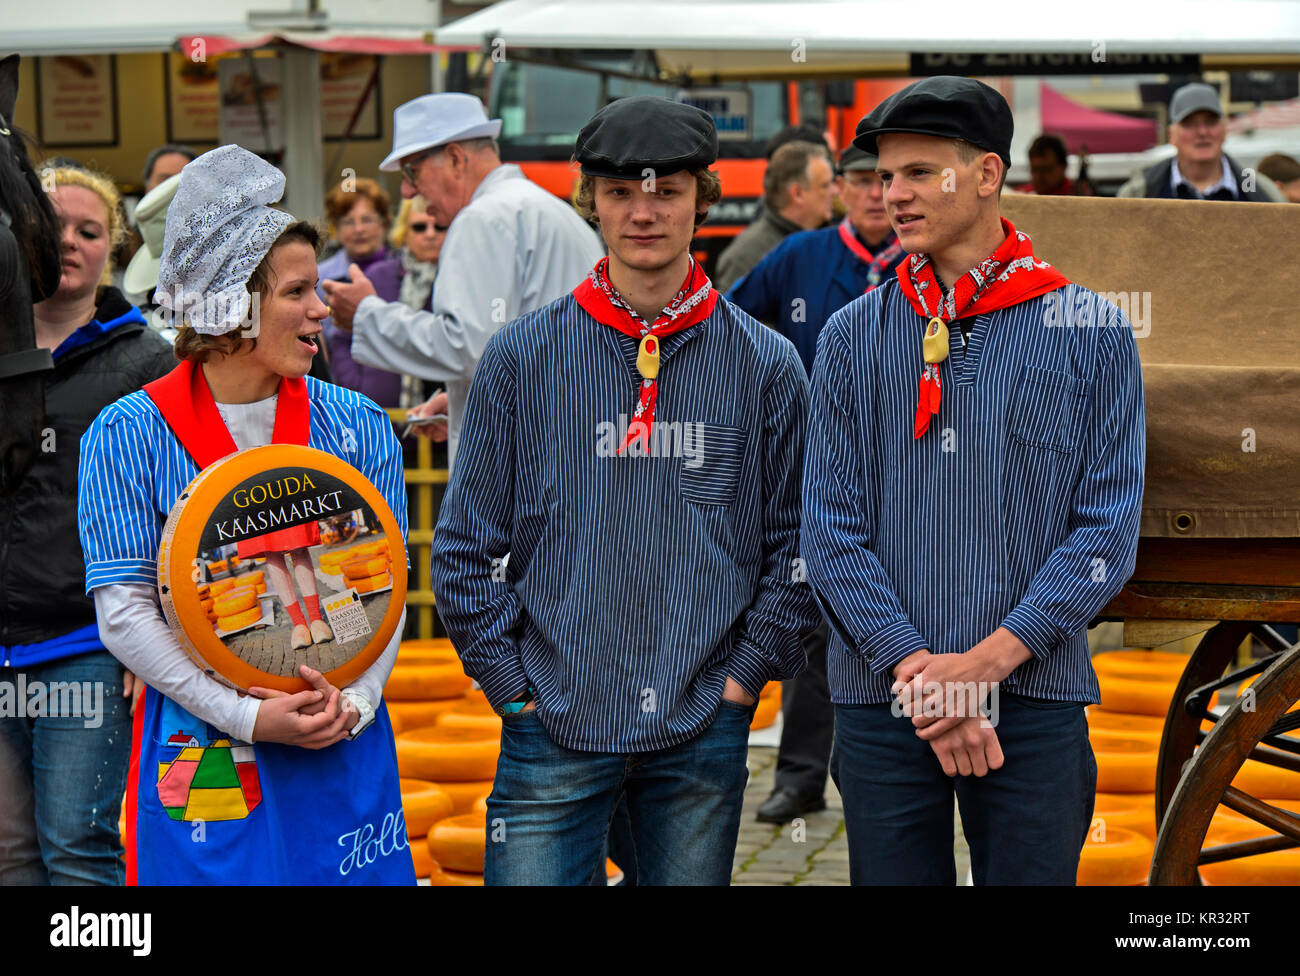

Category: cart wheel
[1150, 638, 1300, 885]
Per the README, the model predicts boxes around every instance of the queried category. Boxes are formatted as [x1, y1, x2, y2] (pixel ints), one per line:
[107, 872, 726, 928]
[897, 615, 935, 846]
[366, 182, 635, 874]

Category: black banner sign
[910, 52, 1202, 76]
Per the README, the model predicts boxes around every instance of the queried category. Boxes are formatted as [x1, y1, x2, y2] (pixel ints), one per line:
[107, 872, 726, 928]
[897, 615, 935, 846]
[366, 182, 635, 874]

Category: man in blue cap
[801, 76, 1146, 884]
[1118, 82, 1284, 201]
[431, 95, 817, 885]
[324, 93, 603, 470]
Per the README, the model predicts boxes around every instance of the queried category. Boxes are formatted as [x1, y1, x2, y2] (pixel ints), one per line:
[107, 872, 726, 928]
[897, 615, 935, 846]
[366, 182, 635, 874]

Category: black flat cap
[576, 96, 718, 180]
[838, 144, 878, 173]
[853, 76, 1013, 168]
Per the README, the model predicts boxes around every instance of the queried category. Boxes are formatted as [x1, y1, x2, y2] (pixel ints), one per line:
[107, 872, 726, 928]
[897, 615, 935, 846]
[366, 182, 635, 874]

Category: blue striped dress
[431, 293, 821, 753]
[802, 280, 1146, 705]
[76, 377, 414, 885]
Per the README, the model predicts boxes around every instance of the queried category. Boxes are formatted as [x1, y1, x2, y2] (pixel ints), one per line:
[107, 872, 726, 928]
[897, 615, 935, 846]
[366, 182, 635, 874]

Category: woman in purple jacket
[317, 177, 400, 406]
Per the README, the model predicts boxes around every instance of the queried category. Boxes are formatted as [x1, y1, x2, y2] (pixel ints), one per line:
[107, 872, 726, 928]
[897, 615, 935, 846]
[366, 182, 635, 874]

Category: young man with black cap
[431, 95, 817, 885]
[727, 142, 905, 825]
[801, 76, 1146, 884]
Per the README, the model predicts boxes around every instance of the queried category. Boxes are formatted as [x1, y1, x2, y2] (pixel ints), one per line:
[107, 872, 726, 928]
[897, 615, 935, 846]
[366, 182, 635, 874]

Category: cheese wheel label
[158, 445, 407, 693]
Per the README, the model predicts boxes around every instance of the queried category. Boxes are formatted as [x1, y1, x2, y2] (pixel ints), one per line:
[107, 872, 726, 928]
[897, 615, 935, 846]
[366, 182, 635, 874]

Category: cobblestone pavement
[731, 745, 971, 886]
[220, 583, 392, 676]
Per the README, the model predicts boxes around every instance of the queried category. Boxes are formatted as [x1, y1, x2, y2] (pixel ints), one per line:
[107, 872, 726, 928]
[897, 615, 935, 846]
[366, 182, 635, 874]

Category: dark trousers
[486, 703, 752, 885]
[831, 693, 1097, 885]
[772, 620, 833, 800]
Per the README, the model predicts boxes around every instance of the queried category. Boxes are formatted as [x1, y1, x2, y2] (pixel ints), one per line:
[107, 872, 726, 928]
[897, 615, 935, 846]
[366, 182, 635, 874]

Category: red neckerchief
[144, 358, 311, 467]
[573, 256, 718, 453]
[837, 218, 905, 292]
[896, 218, 1069, 439]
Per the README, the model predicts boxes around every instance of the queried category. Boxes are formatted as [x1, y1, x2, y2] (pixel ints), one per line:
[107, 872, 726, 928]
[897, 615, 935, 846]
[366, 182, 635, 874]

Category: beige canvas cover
[1000, 193, 1300, 539]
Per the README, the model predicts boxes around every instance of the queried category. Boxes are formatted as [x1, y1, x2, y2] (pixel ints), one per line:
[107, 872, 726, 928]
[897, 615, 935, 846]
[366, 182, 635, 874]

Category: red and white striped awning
[177, 32, 470, 57]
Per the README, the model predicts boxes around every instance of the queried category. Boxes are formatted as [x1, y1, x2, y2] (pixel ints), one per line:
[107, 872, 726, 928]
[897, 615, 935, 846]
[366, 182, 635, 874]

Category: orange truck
[483, 51, 908, 270]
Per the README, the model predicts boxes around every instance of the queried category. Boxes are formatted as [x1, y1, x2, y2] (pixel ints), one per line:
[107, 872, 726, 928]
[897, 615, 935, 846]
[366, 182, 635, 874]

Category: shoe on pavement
[755, 787, 827, 823]
[309, 619, 334, 644]
[290, 624, 312, 650]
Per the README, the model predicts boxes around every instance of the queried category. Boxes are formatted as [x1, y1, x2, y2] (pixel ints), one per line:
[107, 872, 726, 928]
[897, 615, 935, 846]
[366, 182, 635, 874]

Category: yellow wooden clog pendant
[922, 317, 950, 365]
[637, 333, 660, 380]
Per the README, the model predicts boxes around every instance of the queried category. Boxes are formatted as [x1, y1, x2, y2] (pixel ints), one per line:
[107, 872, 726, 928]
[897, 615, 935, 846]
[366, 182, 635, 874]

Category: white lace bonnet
[156, 145, 295, 335]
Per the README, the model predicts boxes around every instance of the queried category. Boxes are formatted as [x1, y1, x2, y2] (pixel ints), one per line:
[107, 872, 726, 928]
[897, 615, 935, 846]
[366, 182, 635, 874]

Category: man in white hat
[324, 93, 604, 469]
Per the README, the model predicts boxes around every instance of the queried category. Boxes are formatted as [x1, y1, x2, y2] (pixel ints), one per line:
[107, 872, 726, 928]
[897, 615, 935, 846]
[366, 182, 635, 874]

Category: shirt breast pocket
[1008, 365, 1089, 454]
[680, 424, 748, 507]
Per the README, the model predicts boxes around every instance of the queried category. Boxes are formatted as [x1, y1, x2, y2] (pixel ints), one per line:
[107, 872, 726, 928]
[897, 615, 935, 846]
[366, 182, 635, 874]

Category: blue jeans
[0, 651, 133, 885]
[831, 692, 1096, 885]
[485, 700, 753, 885]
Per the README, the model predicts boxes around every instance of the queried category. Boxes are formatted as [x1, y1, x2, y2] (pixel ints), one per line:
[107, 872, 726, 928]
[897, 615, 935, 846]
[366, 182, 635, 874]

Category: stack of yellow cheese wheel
[387, 641, 496, 818]
[399, 779, 454, 879]
[1095, 649, 1215, 717]
[385, 639, 475, 731]
[1088, 649, 1200, 803]
[212, 584, 262, 633]
[751, 682, 782, 731]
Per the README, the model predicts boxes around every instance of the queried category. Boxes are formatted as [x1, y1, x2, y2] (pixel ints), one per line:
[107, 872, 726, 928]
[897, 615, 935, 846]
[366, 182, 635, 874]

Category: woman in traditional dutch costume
[76, 145, 415, 885]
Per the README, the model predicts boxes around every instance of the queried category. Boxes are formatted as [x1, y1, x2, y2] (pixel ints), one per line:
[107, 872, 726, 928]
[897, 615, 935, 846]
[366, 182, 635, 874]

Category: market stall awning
[1039, 83, 1157, 154]
[176, 32, 470, 57]
[437, 0, 1300, 78]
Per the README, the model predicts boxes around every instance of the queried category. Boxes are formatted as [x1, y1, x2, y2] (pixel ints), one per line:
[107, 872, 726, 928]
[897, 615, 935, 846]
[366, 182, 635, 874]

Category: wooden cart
[1100, 539, 1300, 884]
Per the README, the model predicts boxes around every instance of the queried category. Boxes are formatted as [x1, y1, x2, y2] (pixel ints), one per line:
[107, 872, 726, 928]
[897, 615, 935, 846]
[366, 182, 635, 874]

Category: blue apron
[128, 688, 414, 884]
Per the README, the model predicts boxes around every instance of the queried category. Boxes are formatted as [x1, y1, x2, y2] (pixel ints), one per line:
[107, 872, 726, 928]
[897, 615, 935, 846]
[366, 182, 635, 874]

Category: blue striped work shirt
[801, 280, 1145, 705]
[77, 378, 409, 592]
[430, 293, 820, 753]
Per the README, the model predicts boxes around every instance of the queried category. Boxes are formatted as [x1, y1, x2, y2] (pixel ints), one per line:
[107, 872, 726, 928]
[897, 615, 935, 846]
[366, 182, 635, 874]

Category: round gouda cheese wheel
[157, 444, 406, 693]
[386, 662, 472, 701]
[750, 695, 780, 731]
[433, 780, 495, 814]
[426, 813, 486, 873]
[343, 555, 389, 580]
[355, 541, 389, 557]
[216, 606, 262, 631]
[1077, 826, 1152, 885]
[213, 587, 258, 616]
[1091, 732, 1159, 793]
[400, 778, 455, 839]
[395, 727, 498, 781]
[436, 696, 501, 732]
[351, 571, 391, 594]
[428, 859, 484, 886]
[387, 698, 462, 730]
[409, 839, 432, 878]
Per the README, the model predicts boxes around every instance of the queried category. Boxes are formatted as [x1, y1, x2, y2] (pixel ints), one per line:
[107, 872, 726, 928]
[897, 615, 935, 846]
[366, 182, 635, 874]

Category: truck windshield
[491, 58, 788, 159]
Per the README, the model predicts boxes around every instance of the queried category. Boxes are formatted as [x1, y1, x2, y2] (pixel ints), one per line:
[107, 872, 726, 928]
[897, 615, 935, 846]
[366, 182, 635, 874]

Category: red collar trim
[144, 359, 310, 469]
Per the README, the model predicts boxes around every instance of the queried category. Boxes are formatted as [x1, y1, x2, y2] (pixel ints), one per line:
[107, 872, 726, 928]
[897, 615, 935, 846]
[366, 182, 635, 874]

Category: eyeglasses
[400, 147, 440, 185]
[339, 214, 382, 230]
[408, 222, 438, 234]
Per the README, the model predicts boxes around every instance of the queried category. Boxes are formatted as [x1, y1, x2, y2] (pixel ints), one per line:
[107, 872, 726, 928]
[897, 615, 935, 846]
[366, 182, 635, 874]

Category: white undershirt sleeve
[94, 582, 262, 743]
